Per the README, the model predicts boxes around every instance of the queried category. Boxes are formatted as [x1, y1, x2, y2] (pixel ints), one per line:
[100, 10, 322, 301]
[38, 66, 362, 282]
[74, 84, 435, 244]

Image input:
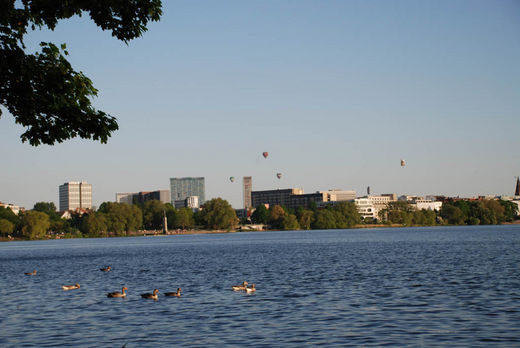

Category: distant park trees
[0, 218, 15, 237]
[440, 199, 517, 225]
[96, 202, 143, 236]
[177, 207, 194, 229]
[2, 197, 517, 241]
[198, 198, 238, 230]
[0, 206, 20, 232]
[251, 204, 269, 224]
[20, 211, 50, 240]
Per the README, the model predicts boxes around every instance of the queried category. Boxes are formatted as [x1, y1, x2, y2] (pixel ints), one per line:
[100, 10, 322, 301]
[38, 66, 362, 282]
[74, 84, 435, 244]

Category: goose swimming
[232, 281, 248, 291]
[107, 286, 128, 298]
[62, 283, 80, 291]
[164, 288, 182, 297]
[141, 289, 159, 300]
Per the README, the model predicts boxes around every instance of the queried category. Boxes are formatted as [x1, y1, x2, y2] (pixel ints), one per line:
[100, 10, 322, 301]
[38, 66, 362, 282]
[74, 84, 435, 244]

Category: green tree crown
[1, 1, 162, 145]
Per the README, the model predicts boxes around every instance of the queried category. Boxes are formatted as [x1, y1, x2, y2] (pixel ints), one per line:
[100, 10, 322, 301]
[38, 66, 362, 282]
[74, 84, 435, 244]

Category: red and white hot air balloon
[262, 152, 269, 159]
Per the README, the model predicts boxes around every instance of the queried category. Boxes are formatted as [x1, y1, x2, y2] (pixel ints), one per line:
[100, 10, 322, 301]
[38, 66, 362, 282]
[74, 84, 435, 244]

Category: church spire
[515, 176, 520, 196]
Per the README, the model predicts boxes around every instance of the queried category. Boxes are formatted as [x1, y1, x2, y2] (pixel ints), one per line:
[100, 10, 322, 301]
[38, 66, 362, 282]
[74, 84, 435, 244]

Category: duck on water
[232, 281, 248, 291]
[164, 288, 181, 297]
[245, 284, 256, 293]
[62, 283, 80, 291]
[108, 287, 128, 298]
[141, 289, 159, 300]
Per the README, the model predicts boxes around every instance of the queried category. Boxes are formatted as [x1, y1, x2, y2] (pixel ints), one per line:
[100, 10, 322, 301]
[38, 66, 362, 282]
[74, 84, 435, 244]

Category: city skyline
[1, 0, 519, 209]
[1, 175, 519, 211]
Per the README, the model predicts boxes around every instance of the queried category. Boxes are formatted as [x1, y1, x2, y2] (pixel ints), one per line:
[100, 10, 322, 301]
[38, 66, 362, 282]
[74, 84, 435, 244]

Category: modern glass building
[116, 190, 170, 205]
[170, 177, 205, 205]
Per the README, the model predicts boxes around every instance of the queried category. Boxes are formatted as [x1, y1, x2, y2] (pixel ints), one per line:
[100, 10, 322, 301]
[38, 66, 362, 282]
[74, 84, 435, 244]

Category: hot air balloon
[276, 173, 282, 179]
[262, 152, 269, 159]
[229, 177, 235, 183]
[400, 159, 406, 167]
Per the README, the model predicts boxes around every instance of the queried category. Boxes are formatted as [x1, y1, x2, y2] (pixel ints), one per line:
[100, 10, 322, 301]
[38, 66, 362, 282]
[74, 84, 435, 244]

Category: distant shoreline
[2, 221, 519, 242]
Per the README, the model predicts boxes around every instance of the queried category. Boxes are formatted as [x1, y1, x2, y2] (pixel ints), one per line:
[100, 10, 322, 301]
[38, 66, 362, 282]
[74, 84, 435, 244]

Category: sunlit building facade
[59, 181, 92, 211]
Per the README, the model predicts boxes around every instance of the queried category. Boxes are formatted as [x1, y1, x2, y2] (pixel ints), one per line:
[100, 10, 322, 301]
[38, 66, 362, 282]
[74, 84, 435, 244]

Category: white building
[354, 194, 397, 220]
[399, 195, 442, 211]
[0, 202, 23, 215]
[414, 200, 443, 211]
[186, 196, 199, 209]
[59, 182, 92, 211]
[175, 196, 199, 210]
[322, 190, 357, 202]
[354, 197, 376, 220]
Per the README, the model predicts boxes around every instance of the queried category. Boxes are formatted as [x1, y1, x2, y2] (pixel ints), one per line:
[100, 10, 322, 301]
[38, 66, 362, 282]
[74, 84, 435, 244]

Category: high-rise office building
[59, 181, 92, 211]
[243, 176, 252, 209]
[170, 177, 205, 205]
[115, 190, 170, 205]
[515, 176, 520, 196]
[252, 188, 326, 210]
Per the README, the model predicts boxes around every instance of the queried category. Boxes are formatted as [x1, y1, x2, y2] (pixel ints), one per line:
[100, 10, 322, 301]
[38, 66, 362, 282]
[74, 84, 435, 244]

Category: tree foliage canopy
[20, 210, 50, 239]
[177, 207, 194, 229]
[0, 205, 20, 226]
[0, 218, 15, 235]
[251, 204, 269, 224]
[0, 0, 162, 145]
[199, 198, 238, 230]
[33, 201, 59, 220]
[440, 199, 512, 226]
[97, 201, 142, 235]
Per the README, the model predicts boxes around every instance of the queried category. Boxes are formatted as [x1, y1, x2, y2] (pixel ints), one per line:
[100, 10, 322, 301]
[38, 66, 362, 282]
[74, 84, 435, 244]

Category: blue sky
[1, 0, 519, 209]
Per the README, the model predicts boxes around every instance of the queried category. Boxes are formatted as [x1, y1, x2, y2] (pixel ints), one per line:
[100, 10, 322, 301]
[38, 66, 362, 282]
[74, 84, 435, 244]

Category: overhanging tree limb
[0, 0, 162, 145]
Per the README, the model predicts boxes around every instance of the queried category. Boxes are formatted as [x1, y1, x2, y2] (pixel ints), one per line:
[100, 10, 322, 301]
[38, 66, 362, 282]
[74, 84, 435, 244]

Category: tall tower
[243, 176, 252, 209]
[515, 176, 520, 196]
[59, 182, 92, 211]
[170, 177, 205, 206]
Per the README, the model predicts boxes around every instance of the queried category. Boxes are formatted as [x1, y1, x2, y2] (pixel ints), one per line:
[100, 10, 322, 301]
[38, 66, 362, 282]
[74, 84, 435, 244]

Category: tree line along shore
[0, 198, 518, 241]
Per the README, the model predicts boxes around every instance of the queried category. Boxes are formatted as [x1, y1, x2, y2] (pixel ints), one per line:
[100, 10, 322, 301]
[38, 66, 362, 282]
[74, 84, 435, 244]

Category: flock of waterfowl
[231, 281, 256, 293]
[24, 267, 255, 299]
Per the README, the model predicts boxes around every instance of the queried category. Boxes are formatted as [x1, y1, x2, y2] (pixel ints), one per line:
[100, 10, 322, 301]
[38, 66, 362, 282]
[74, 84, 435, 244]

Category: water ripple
[1, 226, 519, 346]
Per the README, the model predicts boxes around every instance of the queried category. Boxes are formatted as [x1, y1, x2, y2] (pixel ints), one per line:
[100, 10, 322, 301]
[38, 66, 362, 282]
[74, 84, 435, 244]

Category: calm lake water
[1, 225, 519, 347]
